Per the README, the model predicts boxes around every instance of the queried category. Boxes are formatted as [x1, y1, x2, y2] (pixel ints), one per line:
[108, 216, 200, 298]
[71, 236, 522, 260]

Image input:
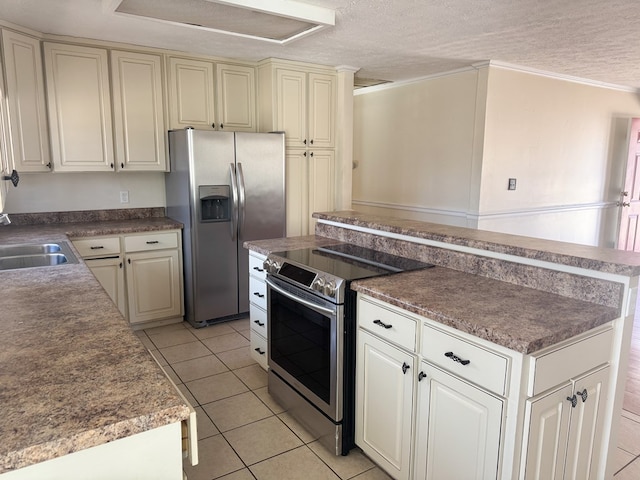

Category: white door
[522, 382, 573, 480]
[414, 361, 503, 480]
[356, 329, 414, 480]
[618, 118, 640, 250]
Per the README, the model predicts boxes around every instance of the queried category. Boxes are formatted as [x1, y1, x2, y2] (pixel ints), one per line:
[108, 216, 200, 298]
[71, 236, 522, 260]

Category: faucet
[0, 213, 11, 225]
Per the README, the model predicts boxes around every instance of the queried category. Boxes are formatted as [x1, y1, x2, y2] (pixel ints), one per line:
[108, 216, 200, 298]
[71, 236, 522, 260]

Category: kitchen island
[245, 210, 640, 479]
[0, 210, 194, 478]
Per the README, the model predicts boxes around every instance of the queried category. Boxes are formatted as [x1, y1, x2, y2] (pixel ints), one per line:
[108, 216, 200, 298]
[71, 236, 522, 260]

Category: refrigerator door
[235, 132, 286, 313]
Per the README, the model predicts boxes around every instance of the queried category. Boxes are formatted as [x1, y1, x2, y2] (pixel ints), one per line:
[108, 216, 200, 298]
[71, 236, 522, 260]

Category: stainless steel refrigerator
[165, 128, 285, 328]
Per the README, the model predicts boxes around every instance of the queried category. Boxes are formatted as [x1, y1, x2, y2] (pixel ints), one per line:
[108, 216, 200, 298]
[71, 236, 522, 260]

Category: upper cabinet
[44, 42, 114, 172]
[167, 56, 256, 132]
[111, 50, 166, 171]
[258, 61, 336, 149]
[1, 30, 51, 172]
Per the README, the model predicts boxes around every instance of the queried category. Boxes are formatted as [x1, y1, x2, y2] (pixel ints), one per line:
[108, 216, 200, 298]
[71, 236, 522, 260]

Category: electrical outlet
[508, 178, 517, 191]
[120, 191, 129, 203]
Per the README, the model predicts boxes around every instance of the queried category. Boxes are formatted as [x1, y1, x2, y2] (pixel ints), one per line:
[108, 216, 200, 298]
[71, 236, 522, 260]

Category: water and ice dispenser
[199, 185, 230, 222]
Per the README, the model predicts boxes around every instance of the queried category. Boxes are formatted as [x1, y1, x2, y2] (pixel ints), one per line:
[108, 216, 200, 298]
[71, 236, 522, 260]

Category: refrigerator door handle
[229, 163, 239, 241]
[237, 162, 246, 237]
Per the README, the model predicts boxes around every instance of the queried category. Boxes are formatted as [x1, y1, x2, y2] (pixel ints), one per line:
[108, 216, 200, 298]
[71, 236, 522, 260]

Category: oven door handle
[265, 278, 337, 317]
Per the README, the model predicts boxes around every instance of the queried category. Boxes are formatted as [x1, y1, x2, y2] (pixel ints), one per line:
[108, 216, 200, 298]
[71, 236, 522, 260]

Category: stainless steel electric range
[263, 244, 433, 455]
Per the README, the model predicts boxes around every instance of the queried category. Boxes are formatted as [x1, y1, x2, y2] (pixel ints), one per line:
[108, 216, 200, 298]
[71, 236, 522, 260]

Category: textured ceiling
[1, 0, 639, 88]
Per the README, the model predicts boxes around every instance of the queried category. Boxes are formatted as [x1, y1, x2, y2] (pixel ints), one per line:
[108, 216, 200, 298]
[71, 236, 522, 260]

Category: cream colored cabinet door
[522, 382, 573, 480]
[356, 329, 415, 480]
[44, 42, 114, 172]
[563, 366, 610, 480]
[167, 57, 216, 130]
[85, 257, 127, 317]
[285, 149, 309, 236]
[111, 50, 167, 171]
[125, 249, 182, 325]
[216, 63, 256, 132]
[308, 149, 335, 233]
[307, 73, 336, 148]
[0, 51, 12, 211]
[1, 30, 51, 172]
[276, 68, 307, 148]
[414, 361, 503, 480]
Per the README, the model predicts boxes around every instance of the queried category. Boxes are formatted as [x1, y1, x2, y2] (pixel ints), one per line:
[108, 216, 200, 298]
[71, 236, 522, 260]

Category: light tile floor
[139, 319, 390, 480]
[139, 319, 640, 479]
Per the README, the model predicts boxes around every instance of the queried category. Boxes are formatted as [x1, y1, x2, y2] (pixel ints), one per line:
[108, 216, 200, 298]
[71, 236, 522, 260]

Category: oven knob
[323, 280, 337, 297]
[312, 277, 325, 292]
[262, 259, 271, 271]
[269, 261, 281, 274]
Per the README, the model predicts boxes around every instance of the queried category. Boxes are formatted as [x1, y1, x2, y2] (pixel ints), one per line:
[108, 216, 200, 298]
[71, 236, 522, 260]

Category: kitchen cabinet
[522, 365, 610, 480]
[248, 251, 268, 370]
[72, 230, 184, 327]
[1, 29, 51, 172]
[111, 50, 167, 171]
[0, 51, 12, 212]
[44, 42, 114, 172]
[167, 57, 256, 132]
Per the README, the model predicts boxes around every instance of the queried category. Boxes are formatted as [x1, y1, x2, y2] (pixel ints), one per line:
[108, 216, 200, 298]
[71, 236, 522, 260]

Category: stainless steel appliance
[166, 128, 285, 327]
[264, 244, 432, 455]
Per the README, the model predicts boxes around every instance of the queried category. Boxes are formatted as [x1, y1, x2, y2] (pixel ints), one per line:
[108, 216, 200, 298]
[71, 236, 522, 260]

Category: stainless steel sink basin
[0, 242, 79, 271]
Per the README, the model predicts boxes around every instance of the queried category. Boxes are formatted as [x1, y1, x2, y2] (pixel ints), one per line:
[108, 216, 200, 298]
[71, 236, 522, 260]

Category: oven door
[266, 275, 343, 421]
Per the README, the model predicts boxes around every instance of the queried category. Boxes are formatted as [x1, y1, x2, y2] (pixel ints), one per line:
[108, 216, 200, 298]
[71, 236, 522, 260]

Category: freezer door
[235, 132, 286, 313]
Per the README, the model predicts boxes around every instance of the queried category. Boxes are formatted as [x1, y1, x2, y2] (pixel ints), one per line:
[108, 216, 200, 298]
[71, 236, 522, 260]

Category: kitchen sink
[0, 242, 79, 271]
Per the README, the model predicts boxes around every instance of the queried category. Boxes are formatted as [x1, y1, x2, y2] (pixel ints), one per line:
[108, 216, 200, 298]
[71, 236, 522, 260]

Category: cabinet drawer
[250, 303, 267, 337]
[124, 231, 179, 252]
[72, 236, 121, 257]
[251, 331, 268, 370]
[422, 323, 509, 396]
[358, 297, 418, 352]
[526, 326, 613, 396]
[249, 252, 267, 281]
[249, 276, 267, 310]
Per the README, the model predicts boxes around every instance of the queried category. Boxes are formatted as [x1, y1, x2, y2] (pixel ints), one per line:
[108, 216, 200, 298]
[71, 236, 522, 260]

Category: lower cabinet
[248, 251, 268, 369]
[522, 365, 609, 480]
[72, 230, 184, 327]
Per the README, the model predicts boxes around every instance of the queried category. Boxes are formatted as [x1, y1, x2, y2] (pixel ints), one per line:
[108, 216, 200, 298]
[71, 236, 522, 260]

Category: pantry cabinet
[44, 42, 114, 172]
[111, 50, 167, 171]
[1, 29, 51, 172]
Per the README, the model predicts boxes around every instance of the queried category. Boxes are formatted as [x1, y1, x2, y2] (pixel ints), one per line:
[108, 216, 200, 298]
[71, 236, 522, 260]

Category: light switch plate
[120, 191, 129, 203]
[508, 178, 517, 190]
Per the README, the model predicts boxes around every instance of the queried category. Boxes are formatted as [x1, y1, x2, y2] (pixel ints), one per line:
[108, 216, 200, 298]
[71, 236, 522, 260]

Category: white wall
[352, 64, 640, 247]
[4, 172, 166, 213]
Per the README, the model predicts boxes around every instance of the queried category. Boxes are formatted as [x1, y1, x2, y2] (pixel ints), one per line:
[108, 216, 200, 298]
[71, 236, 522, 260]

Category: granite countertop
[315, 210, 640, 276]
[352, 267, 619, 354]
[245, 234, 619, 355]
[0, 217, 188, 473]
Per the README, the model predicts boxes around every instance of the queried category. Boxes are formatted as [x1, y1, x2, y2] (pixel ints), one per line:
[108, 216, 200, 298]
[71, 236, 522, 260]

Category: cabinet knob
[253, 266, 264, 272]
[211, 123, 215, 129]
[253, 292, 265, 298]
[110, 163, 114, 169]
[220, 124, 224, 129]
[310, 152, 314, 157]
[418, 371, 427, 382]
[254, 347, 265, 355]
[567, 395, 577, 408]
[310, 139, 314, 145]
[402, 362, 410, 374]
[303, 139, 307, 145]
[119, 262, 123, 268]
[127, 258, 131, 264]
[46, 162, 52, 169]
[373, 319, 392, 329]
[577, 389, 588, 403]
[304, 151, 307, 157]
[120, 162, 124, 169]
[253, 320, 265, 327]
[444, 351, 470, 366]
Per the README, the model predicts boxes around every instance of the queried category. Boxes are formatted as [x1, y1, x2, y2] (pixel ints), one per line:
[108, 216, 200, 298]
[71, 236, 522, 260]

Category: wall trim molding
[352, 199, 616, 220]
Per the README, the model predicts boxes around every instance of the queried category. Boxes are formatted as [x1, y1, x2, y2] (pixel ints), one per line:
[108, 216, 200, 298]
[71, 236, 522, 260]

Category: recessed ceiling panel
[112, 0, 333, 43]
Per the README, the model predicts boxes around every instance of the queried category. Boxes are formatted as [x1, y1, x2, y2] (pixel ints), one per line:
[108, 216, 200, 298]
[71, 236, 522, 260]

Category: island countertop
[0, 218, 188, 473]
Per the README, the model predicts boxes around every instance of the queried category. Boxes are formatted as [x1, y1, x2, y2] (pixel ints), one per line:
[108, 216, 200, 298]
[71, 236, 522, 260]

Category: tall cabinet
[258, 60, 337, 236]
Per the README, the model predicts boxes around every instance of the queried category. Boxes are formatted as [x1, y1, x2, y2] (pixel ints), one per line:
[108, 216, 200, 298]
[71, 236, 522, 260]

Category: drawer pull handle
[444, 351, 470, 366]
[253, 320, 265, 327]
[90, 246, 105, 250]
[254, 347, 265, 355]
[253, 266, 264, 272]
[373, 319, 392, 329]
[567, 394, 578, 408]
[146, 240, 160, 244]
[402, 362, 410, 374]
[418, 371, 427, 382]
[577, 389, 588, 403]
[253, 292, 265, 298]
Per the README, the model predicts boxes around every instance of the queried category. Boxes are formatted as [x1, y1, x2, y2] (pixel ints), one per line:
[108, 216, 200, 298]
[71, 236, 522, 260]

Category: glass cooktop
[271, 243, 433, 282]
